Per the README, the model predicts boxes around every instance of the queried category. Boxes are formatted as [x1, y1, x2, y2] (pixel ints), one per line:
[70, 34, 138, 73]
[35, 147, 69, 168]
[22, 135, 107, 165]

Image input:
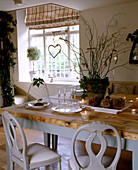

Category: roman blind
[25, 3, 79, 29]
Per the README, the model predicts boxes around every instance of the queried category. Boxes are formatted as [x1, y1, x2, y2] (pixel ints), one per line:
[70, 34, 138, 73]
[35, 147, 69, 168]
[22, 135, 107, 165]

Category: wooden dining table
[0, 98, 138, 170]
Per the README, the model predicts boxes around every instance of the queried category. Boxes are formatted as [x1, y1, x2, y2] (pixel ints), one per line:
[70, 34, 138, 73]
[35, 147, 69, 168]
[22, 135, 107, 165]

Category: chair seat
[68, 155, 114, 169]
[26, 143, 61, 169]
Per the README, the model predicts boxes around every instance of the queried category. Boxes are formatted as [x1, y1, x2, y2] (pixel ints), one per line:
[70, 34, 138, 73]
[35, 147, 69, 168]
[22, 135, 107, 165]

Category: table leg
[125, 139, 138, 170]
[52, 134, 58, 149]
[122, 138, 127, 150]
[43, 132, 50, 147]
[132, 144, 138, 170]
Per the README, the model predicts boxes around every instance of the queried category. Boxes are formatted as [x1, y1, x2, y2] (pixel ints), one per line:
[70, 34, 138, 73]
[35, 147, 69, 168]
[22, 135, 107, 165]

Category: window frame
[28, 26, 80, 82]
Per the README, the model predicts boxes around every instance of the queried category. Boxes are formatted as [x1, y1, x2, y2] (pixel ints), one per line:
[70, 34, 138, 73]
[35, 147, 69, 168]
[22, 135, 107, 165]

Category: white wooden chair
[68, 121, 122, 170]
[2, 111, 61, 170]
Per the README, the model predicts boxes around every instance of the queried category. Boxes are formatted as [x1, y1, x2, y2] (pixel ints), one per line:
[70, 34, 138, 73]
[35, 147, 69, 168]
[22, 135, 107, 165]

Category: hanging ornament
[48, 44, 61, 58]
[48, 32, 61, 58]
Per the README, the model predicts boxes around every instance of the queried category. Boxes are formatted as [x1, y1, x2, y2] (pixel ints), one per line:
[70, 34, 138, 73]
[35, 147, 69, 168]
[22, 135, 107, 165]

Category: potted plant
[60, 14, 129, 98]
[27, 46, 40, 81]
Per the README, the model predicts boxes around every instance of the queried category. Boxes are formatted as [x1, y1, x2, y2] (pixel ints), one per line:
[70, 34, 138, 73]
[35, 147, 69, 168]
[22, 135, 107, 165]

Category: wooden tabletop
[0, 99, 138, 141]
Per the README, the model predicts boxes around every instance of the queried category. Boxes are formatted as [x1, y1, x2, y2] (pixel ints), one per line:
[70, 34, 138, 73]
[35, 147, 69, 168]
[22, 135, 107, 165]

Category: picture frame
[127, 29, 138, 64]
[129, 40, 138, 64]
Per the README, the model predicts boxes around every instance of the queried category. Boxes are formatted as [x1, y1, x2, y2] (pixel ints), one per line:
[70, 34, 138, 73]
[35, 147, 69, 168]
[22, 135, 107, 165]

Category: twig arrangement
[60, 14, 129, 80]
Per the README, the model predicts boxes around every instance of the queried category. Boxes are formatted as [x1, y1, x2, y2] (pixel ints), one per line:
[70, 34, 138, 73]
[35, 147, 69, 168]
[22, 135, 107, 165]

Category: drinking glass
[63, 88, 67, 103]
[67, 85, 78, 105]
[73, 88, 77, 101]
[57, 87, 62, 105]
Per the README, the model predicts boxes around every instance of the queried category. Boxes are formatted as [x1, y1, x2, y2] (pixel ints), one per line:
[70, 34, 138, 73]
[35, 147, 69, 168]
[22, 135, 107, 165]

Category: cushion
[26, 143, 61, 169]
[113, 84, 135, 94]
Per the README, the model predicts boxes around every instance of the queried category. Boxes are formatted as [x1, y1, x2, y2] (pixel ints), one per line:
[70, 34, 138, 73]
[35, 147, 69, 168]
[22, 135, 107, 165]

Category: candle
[136, 97, 138, 102]
[129, 100, 133, 103]
[79, 99, 87, 107]
[123, 96, 126, 101]
[132, 109, 136, 115]
[80, 110, 90, 121]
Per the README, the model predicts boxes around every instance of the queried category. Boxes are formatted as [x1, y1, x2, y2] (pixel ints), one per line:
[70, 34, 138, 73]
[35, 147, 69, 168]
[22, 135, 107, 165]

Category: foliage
[33, 78, 45, 87]
[80, 76, 109, 98]
[0, 11, 17, 107]
[27, 47, 40, 61]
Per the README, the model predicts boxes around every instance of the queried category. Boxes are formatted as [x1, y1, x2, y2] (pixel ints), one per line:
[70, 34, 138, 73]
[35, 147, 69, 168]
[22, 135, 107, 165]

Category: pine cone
[88, 95, 103, 107]
[112, 98, 125, 110]
[101, 99, 111, 108]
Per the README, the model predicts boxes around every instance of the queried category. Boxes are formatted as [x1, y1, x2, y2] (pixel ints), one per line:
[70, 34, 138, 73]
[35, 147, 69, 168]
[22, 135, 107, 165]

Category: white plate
[52, 106, 82, 114]
[28, 102, 50, 109]
[86, 103, 133, 114]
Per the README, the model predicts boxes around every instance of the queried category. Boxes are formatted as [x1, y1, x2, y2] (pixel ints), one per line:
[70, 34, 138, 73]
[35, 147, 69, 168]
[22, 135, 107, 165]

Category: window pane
[30, 29, 43, 35]
[45, 26, 67, 33]
[46, 34, 68, 78]
[70, 25, 79, 31]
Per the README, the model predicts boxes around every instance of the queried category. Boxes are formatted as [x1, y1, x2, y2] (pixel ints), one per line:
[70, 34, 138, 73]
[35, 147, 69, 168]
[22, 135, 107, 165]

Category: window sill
[17, 80, 80, 86]
[45, 81, 80, 86]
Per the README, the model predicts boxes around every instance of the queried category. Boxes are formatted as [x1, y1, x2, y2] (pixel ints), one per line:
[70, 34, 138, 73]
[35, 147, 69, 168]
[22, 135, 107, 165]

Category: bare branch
[60, 14, 130, 80]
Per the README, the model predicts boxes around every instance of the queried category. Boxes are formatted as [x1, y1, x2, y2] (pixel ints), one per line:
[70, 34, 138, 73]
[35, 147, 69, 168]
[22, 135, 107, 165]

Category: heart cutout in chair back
[48, 44, 61, 58]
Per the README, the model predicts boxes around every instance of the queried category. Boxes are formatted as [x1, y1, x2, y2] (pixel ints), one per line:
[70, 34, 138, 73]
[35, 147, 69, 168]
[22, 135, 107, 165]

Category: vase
[29, 71, 38, 81]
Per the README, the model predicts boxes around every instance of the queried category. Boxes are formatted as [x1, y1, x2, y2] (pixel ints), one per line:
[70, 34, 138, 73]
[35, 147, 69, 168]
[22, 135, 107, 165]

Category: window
[29, 25, 79, 82]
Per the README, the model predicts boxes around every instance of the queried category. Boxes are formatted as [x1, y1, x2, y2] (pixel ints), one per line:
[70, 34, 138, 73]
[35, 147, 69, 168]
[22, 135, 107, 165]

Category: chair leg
[23, 164, 30, 170]
[10, 161, 14, 170]
[57, 160, 61, 170]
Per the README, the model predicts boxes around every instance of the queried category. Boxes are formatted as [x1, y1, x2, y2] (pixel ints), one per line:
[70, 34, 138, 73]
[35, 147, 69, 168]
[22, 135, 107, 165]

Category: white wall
[80, 1, 138, 82]
[16, 9, 30, 82]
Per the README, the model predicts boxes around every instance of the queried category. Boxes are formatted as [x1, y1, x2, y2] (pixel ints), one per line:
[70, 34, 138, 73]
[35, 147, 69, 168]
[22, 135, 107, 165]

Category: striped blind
[25, 4, 79, 29]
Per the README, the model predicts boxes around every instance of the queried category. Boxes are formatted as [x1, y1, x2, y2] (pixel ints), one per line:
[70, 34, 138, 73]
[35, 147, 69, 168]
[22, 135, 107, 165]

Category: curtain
[25, 3, 79, 29]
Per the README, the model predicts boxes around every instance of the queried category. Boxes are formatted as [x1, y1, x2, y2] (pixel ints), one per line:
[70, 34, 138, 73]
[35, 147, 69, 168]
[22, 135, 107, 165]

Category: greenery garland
[0, 11, 17, 107]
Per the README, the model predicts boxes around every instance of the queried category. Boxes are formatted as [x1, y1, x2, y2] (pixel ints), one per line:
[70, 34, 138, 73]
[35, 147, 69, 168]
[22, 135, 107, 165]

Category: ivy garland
[0, 11, 17, 107]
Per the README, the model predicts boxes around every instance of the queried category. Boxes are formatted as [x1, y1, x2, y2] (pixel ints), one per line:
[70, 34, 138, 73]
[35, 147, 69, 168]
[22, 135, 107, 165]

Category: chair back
[2, 111, 28, 167]
[71, 121, 121, 170]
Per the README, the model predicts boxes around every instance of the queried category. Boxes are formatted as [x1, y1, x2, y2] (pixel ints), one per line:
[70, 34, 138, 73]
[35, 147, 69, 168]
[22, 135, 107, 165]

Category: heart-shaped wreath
[48, 44, 61, 58]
